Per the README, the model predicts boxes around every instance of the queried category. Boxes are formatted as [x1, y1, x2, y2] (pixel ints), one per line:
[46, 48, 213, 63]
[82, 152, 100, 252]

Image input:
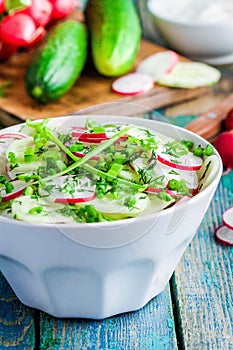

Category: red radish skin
[0, 132, 27, 139]
[0, 13, 38, 46]
[214, 131, 233, 175]
[0, 180, 30, 203]
[157, 154, 202, 171]
[112, 73, 154, 96]
[215, 225, 233, 246]
[222, 206, 233, 230]
[0, 0, 4, 13]
[72, 152, 100, 161]
[72, 131, 128, 143]
[27, 26, 46, 47]
[54, 193, 96, 204]
[49, 0, 76, 21]
[224, 107, 233, 131]
[145, 187, 182, 196]
[20, 0, 53, 27]
[0, 41, 17, 60]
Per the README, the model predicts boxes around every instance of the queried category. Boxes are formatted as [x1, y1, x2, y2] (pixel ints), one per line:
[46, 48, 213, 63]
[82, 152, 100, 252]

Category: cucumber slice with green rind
[157, 62, 221, 89]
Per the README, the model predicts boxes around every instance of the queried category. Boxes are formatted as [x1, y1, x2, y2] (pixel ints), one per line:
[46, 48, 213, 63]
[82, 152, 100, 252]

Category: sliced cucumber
[11, 195, 74, 224]
[76, 193, 149, 219]
[157, 62, 221, 89]
[197, 155, 219, 191]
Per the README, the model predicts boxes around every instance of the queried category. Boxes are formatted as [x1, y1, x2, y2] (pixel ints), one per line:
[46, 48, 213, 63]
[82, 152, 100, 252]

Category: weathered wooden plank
[173, 173, 233, 350]
[39, 285, 178, 350]
[0, 272, 36, 349]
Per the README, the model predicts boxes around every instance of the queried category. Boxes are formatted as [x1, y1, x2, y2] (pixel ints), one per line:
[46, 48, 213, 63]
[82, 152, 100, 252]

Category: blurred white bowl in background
[147, 0, 233, 65]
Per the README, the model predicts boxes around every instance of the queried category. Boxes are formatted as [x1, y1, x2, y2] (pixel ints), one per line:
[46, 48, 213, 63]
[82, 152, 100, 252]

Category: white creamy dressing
[155, 0, 233, 23]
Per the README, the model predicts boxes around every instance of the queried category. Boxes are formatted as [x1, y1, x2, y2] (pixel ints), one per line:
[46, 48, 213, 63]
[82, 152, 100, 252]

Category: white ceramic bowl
[147, 0, 233, 65]
[0, 116, 222, 319]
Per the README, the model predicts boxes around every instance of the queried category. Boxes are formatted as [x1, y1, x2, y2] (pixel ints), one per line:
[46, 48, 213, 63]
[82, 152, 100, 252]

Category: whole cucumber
[86, 0, 142, 77]
[25, 20, 88, 103]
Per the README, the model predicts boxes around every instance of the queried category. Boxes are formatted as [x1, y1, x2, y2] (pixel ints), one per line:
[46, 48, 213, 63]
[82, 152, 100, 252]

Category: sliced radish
[152, 162, 199, 189]
[222, 206, 233, 230]
[136, 50, 179, 82]
[39, 176, 96, 204]
[0, 132, 27, 139]
[72, 152, 100, 161]
[72, 131, 108, 143]
[72, 131, 127, 144]
[215, 225, 233, 246]
[112, 73, 154, 96]
[145, 187, 180, 196]
[157, 62, 221, 89]
[157, 145, 203, 171]
[0, 180, 29, 202]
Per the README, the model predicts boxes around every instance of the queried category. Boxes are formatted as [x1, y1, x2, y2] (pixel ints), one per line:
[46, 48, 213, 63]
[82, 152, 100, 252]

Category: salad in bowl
[0, 116, 218, 224]
[0, 115, 222, 319]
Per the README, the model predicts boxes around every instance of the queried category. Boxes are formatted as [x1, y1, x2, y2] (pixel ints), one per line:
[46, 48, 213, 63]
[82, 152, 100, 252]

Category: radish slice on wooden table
[157, 62, 221, 88]
[222, 206, 233, 230]
[215, 225, 233, 246]
[112, 73, 154, 96]
[157, 145, 203, 171]
[136, 50, 179, 82]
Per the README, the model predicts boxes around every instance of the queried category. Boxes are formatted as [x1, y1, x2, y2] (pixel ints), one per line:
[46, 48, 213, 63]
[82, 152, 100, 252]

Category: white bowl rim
[147, 0, 233, 27]
[0, 115, 222, 229]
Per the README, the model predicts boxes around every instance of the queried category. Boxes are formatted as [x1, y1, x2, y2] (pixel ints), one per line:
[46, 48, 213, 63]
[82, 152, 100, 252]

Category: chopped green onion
[0, 176, 6, 184]
[5, 181, 14, 194]
[193, 146, 204, 157]
[107, 163, 123, 177]
[28, 206, 43, 214]
[204, 144, 213, 156]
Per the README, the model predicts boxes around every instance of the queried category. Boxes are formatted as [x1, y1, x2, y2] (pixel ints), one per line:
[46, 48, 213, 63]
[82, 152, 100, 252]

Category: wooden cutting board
[0, 39, 209, 126]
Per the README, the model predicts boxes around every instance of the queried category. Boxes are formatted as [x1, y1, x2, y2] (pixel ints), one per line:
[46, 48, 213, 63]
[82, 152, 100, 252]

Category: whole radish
[214, 130, 233, 174]
[0, 41, 17, 61]
[49, 0, 77, 20]
[20, 0, 53, 27]
[0, 0, 4, 13]
[0, 13, 44, 47]
[224, 107, 233, 131]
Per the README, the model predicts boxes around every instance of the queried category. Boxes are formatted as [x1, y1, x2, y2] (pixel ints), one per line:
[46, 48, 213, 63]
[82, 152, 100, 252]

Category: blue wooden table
[0, 171, 233, 349]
